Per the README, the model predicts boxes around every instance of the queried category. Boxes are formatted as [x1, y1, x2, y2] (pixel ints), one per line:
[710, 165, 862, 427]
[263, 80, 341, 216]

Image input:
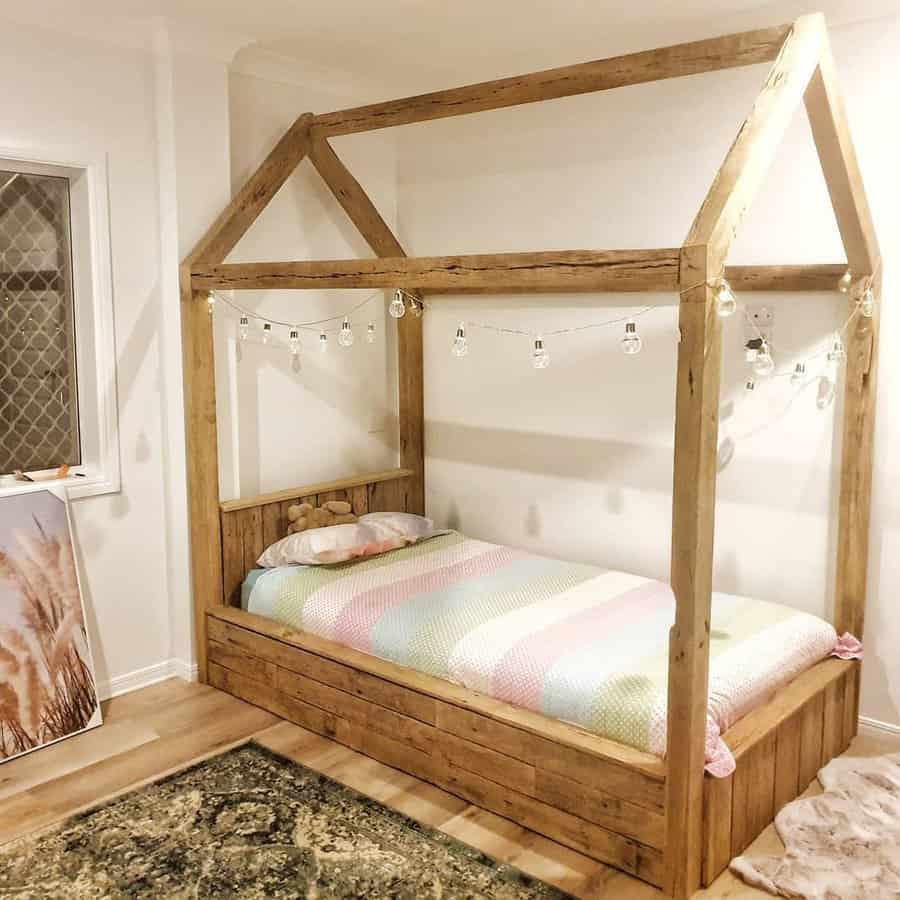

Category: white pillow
[358, 511, 436, 542]
[258, 519, 422, 568]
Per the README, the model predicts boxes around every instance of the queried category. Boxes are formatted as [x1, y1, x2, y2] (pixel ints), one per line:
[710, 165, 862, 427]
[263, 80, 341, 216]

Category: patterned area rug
[731, 752, 900, 899]
[0, 741, 570, 898]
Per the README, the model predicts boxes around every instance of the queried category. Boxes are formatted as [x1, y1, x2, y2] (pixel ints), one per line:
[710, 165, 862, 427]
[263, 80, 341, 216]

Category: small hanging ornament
[531, 336, 550, 369]
[451, 323, 468, 358]
[389, 289, 406, 319]
[366, 322, 376, 344]
[338, 318, 354, 347]
[620, 320, 642, 355]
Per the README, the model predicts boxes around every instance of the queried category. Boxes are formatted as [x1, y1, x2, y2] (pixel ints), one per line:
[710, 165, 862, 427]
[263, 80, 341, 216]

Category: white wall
[397, 15, 900, 728]
[0, 22, 174, 694]
[223, 60, 401, 498]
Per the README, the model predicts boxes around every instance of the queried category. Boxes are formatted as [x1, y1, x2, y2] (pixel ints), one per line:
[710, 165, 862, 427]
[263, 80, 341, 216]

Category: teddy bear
[286, 499, 358, 534]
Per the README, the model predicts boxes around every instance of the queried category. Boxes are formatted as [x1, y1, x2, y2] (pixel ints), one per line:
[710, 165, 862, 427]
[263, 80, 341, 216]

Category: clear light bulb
[366, 322, 376, 344]
[262, 322, 272, 344]
[238, 315, 249, 342]
[621, 320, 642, 355]
[838, 269, 853, 293]
[389, 289, 406, 319]
[751, 340, 775, 377]
[319, 330, 328, 352]
[817, 375, 836, 410]
[827, 337, 846, 364]
[744, 343, 759, 363]
[207, 295, 216, 316]
[532, 336, 550, 369]
[859, 287, 875, 318]
[289, 329, 300, 356]
[715, 281, 737, 318]
[451, 323, 468, 358]
[411, 299, 423, 318]
[790, 362, 806, 387]
[338, 318, 354, 347]
[745, 379, 756, 393]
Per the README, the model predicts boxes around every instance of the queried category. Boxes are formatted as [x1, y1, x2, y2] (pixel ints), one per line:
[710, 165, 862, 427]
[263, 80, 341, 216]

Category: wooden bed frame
[180, 14, 879, 898]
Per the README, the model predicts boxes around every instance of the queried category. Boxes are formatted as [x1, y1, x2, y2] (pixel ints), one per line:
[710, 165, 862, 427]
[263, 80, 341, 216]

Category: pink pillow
[257, 517, 431, 567]
[358, 512, 435, 542]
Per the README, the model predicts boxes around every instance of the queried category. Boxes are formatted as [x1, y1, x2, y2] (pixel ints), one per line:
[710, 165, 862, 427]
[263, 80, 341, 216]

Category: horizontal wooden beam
[724, 263, 846, 291]
[220, 468, 413, 514]
[192, 249, 681, 293]
[311, 25, 791, 137]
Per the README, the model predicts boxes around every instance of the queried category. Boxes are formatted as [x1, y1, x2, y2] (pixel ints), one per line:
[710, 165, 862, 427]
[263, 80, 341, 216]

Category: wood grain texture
[191, 249, 682, 294]
[220, 468, 413, 513]
[665, 245, 722, 899]
[701, 773, 733, 886]
[180, 265, 222, 682]
[833, 274, 880, 638]
[731, 731, 776, 857]
[724, 263, 846, 291]
[188, 113, 313, 265]
[204, 616, 666, 885]
[311, 26, 791, 137]
[686, 15, 824, 262]
[803, 36, 881, 276]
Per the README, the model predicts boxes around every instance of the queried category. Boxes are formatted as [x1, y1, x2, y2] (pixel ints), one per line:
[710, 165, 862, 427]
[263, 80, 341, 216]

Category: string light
[827, 337, 846, 364]
[289, 329, 301, 372]
[319, 330, 328, 352]
[715, 280, 737, 318]
[238, 315, 249, 342]
[366, 322, 377, 344]
[339, 318, 354, 347]
[790, 363, 806, 386]
[621, 320, 642, 355]
[452, 323, 468, 358]
[389, 289, 406, 318]
[751, 339, 775, 377]
[838, 269, 853, 293]
[207, 296, 216, 315]
[745, 379, 756, 393]
[817, 375, 836, 409]
[859, 286, 875, 318]
[262, 322, 272, 344]
[411, 298, 423, 318]
[532, 336, 550, 369]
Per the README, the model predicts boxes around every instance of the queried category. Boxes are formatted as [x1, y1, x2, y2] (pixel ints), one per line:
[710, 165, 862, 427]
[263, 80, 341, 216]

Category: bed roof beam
[685, 14, 826, 265]
[310, 25, 791, 138]
[188, 112, 314, 266]
[308, 136, 425, 515]
[191, 249, 683, 293]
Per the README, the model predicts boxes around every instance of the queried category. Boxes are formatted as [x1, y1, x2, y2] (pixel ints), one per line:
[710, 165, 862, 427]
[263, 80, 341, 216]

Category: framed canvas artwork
[0, 487, 101, 762]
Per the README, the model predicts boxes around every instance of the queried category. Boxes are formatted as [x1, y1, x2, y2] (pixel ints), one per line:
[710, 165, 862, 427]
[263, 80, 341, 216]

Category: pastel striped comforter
[246, 531, 839, 775]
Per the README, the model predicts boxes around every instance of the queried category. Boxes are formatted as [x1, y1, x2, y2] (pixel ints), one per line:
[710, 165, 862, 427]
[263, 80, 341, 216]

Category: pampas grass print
[0, 514, 97, 759]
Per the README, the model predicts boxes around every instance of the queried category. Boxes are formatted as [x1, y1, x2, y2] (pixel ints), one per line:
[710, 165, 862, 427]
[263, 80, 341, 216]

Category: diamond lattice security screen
[0, 170, 80, 474]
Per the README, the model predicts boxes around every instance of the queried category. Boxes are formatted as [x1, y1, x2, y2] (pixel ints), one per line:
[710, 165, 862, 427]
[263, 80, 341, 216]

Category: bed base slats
[701, 659, 860, 885]
[206, 613, 667, 886]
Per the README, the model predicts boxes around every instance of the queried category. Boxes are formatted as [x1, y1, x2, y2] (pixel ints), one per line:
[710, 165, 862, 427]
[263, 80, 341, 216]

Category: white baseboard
[97, 658, 197, 701]
[859, 715, 900, 736]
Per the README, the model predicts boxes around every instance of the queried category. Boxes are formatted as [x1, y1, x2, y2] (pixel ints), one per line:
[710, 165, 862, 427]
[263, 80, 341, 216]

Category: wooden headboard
[218, 468, 414, 606]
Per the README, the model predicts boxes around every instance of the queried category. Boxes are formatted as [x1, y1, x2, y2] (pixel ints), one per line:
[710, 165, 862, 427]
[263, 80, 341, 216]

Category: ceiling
[2, 0, 897, 92]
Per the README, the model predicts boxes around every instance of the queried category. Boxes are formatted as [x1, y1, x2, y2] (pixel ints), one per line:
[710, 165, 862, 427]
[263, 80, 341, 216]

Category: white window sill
[0, 470, 119, 501]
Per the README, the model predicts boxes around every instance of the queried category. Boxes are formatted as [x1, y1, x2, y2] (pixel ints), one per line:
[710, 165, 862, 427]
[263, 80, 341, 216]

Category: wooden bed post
[309, 137, 425, 513]
[182, 113, 313, 682]
[665, 245, 722, 898]
[804, 35, 882, 640]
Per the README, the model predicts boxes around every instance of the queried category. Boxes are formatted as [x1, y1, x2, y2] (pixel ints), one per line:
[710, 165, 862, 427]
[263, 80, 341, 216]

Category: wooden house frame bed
[180, 14, 879, 898]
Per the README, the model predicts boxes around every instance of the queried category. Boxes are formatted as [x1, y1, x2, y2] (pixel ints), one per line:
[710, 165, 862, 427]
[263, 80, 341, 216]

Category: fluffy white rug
[731, 753, 900, 899]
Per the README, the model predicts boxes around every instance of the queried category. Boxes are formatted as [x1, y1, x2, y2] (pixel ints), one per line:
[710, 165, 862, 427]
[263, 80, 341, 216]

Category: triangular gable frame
[180, 15, 881, 899]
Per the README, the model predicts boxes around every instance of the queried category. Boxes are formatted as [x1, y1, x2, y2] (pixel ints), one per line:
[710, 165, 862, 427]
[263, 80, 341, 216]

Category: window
[0, 169, 80, 473]
[0, 150, 119, 498]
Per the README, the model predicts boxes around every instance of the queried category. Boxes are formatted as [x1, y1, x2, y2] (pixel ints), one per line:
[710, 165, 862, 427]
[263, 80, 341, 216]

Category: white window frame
[0, 144, 120, 500]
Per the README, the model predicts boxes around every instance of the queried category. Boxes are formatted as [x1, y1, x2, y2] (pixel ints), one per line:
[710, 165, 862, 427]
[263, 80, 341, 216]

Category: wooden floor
[1, 680, 897, 899]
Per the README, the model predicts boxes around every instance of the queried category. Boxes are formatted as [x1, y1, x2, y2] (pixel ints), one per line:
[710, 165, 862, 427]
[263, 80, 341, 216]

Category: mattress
[243, 531, 840, 775]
